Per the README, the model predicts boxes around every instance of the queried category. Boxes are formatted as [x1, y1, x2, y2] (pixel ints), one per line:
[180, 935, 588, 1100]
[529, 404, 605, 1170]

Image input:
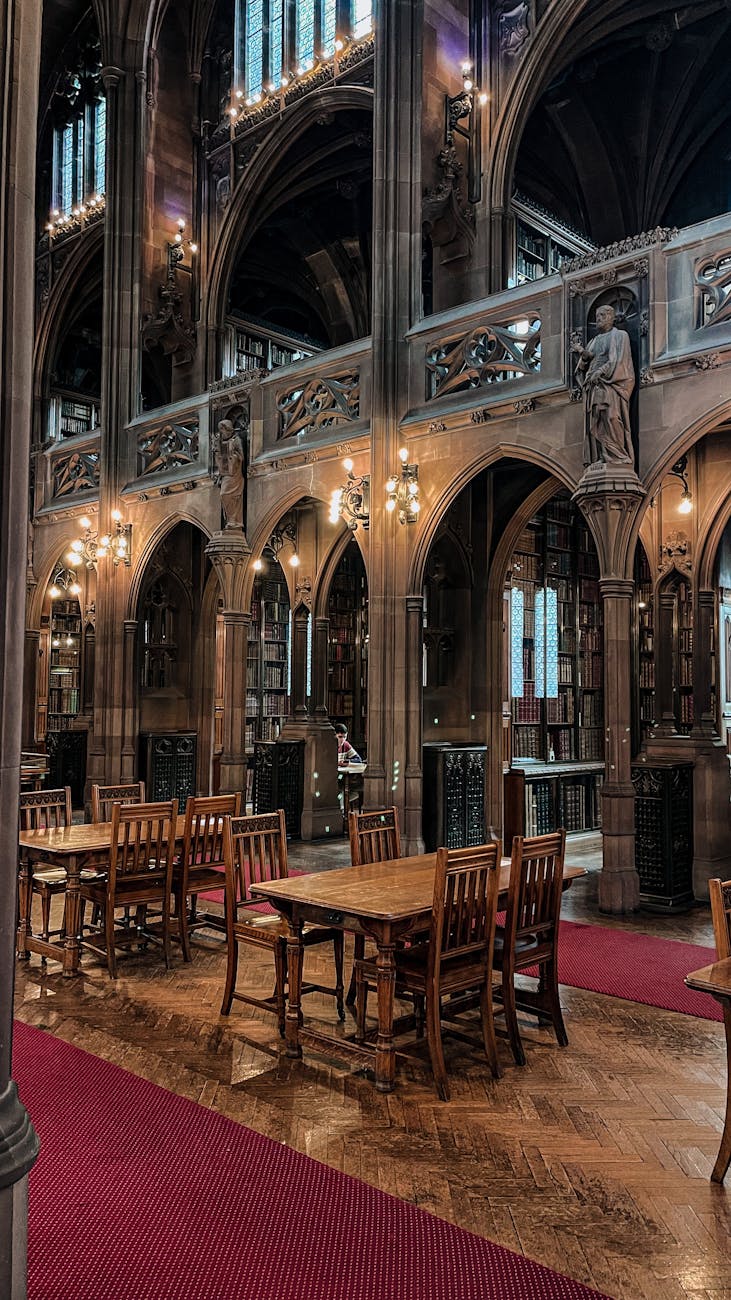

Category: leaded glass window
[269, 0, 284, 85]
[246, 0, 264, 97]
[535, 587, 558, 699]
[510, 587, 524, 699]
[52, 96, 106, 216]
[296, 0, 316, 68]
[321, 0, 337, 57]
[93, 99, 106, 195]
[352, 0, 372, 39]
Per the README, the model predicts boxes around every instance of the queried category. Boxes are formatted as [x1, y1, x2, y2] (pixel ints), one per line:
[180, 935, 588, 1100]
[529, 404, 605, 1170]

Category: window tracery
[50, 43, 106, 218]
[233, 1, 372, 98]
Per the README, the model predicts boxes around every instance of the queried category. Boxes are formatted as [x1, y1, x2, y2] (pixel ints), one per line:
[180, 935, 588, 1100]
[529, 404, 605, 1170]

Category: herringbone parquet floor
[13, 836, 731, 1299]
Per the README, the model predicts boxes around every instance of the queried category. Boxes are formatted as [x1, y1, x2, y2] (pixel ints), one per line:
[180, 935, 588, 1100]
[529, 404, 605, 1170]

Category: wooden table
[686, 959, 731, 1182]
[17, 815, 187, 977]
[253, 853, 586, 1093]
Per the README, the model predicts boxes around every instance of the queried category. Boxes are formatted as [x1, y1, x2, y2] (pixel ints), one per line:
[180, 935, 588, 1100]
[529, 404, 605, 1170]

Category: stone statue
[213, 418, 245, 530]
[575, 305, 635, 466]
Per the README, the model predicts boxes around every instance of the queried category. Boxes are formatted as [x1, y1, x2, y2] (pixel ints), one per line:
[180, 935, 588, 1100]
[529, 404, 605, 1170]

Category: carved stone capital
[205, 530, 251, 612]
[573, 463, 646, 579]
[101, 65, 125, 90]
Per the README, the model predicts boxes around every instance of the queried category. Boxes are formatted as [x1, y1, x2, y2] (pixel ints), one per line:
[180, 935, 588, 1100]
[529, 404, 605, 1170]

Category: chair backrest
[19, 787, 72, 831]
[348, 807, 401, 866]
[429, 842, 500, 980]
[181, 793, 242, 875]
[505, 830, 567, 957]
[108, 800, 178, 888]
[709, 878, 731, 960]
[224, 809, 287, 906]
[91, 781, 145, 824]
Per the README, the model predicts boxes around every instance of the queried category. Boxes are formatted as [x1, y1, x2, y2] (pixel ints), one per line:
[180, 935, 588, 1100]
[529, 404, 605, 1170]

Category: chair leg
[274, 940, 287, 1037]
[162, 893, 172, 971]
[333, 932, 345, 1021]
[178, 890, 192, 963]
[545, 958, 568, 1047]
[501, 970, 526, 1067]
[425, 992, 450, 1101]
[40, 891, 52, 944]
[346, 933, 365, 1006]
[480, 978, 502, 1080]
[220, 936, 239, 1016]
[414, 993, 425, 1038]
[104, 903, 117, 979]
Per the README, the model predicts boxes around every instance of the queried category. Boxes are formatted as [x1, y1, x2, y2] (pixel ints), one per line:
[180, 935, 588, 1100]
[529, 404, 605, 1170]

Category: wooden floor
[13, 834, 731, 1299]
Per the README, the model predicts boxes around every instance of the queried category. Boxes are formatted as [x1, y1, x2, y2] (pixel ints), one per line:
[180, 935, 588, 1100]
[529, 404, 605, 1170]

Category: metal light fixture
[329, 458, 370, 531]
[66, 510, 132, 571]
[670, 455, 693, 515]
[252, 518, 300, 570]
[385, 448, 421, 525]
[48, 566, 83, 600]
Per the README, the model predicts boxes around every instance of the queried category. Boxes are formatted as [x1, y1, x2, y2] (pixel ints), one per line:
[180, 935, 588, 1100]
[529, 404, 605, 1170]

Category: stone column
[21, 631, 40, 749]
[365, 0, 423, 817]
[121, 620, 138, 781]
[205, 531, 251, 795]
[404, 595, 425, 854]
[312, 616, 331, 722]
[0, 0, 43, 1288]
[574, 465, 646, 914]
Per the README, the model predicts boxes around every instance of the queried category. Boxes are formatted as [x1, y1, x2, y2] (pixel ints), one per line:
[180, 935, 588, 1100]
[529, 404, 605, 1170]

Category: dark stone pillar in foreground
[0, 0, 43, 1290]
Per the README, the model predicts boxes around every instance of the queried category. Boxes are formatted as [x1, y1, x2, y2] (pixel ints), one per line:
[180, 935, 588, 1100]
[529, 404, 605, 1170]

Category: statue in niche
[213, 418, 245, 529]
[575, 304, 635, 466]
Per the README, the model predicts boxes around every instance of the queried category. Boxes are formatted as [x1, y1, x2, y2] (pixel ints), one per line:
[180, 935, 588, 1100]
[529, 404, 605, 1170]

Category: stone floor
[13, 832, 731, 1299]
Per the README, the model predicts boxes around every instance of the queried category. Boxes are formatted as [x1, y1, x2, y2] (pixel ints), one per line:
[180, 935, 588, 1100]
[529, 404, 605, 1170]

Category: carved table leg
[374, 936, 397, 1093]
[712, 1004, 731, 1183]
[285, 917, 304, 1060]
[62, 853, 81, 977]
[16, 850, 31, 960]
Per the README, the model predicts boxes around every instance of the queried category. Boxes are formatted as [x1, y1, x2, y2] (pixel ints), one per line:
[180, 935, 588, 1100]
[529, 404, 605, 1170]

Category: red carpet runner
[14, 1021, 609, 1300]
[551, 922, 720, 1022]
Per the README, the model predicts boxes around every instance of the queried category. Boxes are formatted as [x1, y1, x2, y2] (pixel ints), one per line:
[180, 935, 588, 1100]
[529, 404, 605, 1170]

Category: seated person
[335, 723, 362, 767]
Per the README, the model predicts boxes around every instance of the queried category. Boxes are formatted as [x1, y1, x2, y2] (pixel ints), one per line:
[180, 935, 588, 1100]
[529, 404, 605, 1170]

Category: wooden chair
[493, 829, 568, 1067]
[18, 787, 73, 944]
[346, 807, 401, 1005]
[78, 800, 178, 978]
[355, 841, 502, 1100]
[91, 781, 145, 823]
[172, 793, 242, 961]
[221, 810, 345, 1032]
[708, 877, 731, 1182]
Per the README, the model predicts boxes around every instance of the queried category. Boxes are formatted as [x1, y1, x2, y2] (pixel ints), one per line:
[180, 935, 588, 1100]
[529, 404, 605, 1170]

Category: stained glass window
[60, 124, 73, 215]
[296, 0, 315, 67]
[269, 0, 284, 85]
[535, 587, 558, 700]
[246, 0, 264, 97]
[321, 0, 337, 56]
[353, 0, 372, 38]
[93, 99, 106, 196]
[510, 587, 524, 699]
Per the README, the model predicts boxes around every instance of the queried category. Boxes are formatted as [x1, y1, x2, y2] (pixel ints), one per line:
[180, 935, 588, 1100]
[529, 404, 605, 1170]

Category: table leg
[16, 849, 30, 960]
[374, 940, 397, 1093]
[712, 1005, 731, 1183]
[62, 853, 81, 977]
[285, 918, 304, 1059]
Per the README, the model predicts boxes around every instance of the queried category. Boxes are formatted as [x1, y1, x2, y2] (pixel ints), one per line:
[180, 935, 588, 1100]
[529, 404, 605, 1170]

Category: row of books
[263, 665, 285, 688]
[579, 730, 603, 760]
[48, 687, 79, 713]
[264, 622, 288, 642]
[580, 693, 603, 726]
[525, 781, 554, 836]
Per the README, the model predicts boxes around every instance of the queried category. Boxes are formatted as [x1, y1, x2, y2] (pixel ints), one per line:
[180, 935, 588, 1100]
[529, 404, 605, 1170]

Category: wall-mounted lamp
[48, 566, 83, 601]
[168, 220, 197, 273]
[65, 510, 132, 571]
[444, 62, 488, 205]
[329, 458, 370, 531]
[385, 448, 421, 525]
[670, 455, 693, 514]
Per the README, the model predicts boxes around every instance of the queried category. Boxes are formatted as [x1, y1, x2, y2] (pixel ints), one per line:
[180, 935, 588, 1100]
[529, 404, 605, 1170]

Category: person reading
[335, 723, 362, 767]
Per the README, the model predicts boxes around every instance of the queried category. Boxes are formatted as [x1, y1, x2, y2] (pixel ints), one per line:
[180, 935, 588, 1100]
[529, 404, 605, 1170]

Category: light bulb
[189, 242, 197, 253]
[178, 219, 185, 231]
[111, 508, 122, 522]
[342, 457, 354, 473]
[335, 38, 344, 51]
[71, 539, 84, 553]
[52, 638, 60, 648]
[100, 534, 111, 547]
[236, 90, 243, 99]
[638, 600, 647, 610]
[289, 553, 300, 568]
[97, 547, 108, 558]
[229, 107, 238, 117]
[68, 554, 82, 567]
[49, 585, 61, 599]
[463, 77, 473, 91]
[66, 636, 73, 646]
[253, 558, 263, 571]
[411, 499, 421, 514]
[385, 498, 396, 513]
[408, 481, 419, 495]
[385, 478, 397, 493]
[478, 91, 488, 105]
[69, 583, 82, 596]
[116, 537, 128, 551]
[398, 447, 408, 464]
[678, 493, 692, 514]
[79, 516, 91, 530]
[281, 76, 289, 87]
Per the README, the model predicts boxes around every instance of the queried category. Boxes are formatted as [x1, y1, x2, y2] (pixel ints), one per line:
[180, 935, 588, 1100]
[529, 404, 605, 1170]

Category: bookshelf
[676, 578, 694, 734]
[47, 600, 82, 731]
[506, 491, 604, 835]
[634, 546, 655, 748]
[327, 542, 368, 753]
[246, 562, 291, 754]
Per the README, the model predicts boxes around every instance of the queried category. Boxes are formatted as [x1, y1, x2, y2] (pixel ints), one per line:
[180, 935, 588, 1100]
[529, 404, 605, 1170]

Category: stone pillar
[365, 0, 423, 817]
[120, 619, 138, 781]
[404, 595, 425, 854]
[205, 531, 251, 795]
[21, 631, 40, 749]
[290, 604, 310, 724]
[312, 616, 330, 722]
[0, 0, 43, 1287]
[574, 465, 646, 914]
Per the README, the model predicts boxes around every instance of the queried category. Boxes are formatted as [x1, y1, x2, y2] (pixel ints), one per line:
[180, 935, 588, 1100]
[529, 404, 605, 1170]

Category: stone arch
[32, 224, 105, 419]
[125, 511, 212, 619]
